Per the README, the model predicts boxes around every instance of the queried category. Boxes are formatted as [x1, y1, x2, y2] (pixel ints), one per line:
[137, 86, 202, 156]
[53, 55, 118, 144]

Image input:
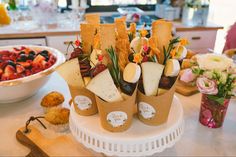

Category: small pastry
[44, 107, 70, 132]
[41, 91, 64, 113]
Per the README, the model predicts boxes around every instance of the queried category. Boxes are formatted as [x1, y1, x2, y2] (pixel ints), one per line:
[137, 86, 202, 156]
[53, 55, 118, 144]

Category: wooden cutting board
[175, 80, 198, 96]
[16, 125, 103, 157]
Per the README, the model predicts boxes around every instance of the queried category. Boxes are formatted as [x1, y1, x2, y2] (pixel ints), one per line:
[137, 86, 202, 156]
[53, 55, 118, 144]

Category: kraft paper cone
[137, 79, 177, 126]
[69, 85, 98, 116]
[96, 88, 137, 132]
[56, 58, 97, 116]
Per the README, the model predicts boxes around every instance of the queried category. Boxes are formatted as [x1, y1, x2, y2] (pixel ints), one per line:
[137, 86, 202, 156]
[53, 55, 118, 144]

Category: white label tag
[107, 111, 128, 127]
[74, 95, 92, 110]
[138, 102, 156, 119]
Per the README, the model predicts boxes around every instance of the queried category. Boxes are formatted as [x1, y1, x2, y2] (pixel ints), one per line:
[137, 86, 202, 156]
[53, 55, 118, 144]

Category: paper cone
[96, 88, 137, 132]
[137, 79, 177, 126]
[56, 58, 98, 116]
[69, 85, 98, 116]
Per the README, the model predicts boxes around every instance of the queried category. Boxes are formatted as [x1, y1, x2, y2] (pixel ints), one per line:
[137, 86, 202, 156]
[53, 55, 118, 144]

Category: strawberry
[0, 68, 3, 77]
[0, 50, 10, 56]
[33, 54, 45, 65]
[25, 69, 31, 76]
[4, 65, 15, 74]
[17, 62, 31, 68]
[0, 61, 7, 69]
[16, 65, 25, 74]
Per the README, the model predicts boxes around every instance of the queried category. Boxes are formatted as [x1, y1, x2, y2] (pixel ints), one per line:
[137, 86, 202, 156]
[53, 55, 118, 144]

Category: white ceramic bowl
[0, 45, 65, 103]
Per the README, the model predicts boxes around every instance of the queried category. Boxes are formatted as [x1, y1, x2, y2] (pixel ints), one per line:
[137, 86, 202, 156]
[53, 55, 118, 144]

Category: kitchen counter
[1, 72, 236, 156]
[0, 21, 223, 39]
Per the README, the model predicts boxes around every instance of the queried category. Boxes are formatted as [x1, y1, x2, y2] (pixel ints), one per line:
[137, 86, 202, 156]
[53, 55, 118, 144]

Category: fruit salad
[0, 46, 57, 82]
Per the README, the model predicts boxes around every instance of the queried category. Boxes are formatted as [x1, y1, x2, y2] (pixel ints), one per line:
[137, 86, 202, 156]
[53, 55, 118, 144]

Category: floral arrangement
[182, 53, 236, 104]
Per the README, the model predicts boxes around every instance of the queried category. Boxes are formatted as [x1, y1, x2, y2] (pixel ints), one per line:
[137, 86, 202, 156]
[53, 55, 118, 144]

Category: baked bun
[41, 91, 64, 107]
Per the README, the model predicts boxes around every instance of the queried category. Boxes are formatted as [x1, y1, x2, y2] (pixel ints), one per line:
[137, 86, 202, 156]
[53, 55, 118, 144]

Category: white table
[1, 72, 236, 156]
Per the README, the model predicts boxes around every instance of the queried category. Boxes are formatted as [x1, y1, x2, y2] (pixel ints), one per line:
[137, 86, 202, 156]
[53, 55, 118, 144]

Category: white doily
[70, 95, 184, 156]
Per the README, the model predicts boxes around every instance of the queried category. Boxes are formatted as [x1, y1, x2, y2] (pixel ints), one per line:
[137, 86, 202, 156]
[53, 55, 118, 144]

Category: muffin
[41, 91, 64, 113]
[44, 107, 70, 132]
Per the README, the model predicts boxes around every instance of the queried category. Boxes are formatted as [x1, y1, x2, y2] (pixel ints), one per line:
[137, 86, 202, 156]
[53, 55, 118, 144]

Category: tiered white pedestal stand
[70, 95, 184, 156]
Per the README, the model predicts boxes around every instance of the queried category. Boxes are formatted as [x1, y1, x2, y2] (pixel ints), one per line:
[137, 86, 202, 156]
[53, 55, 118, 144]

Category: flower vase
[199, 94, 230, 128]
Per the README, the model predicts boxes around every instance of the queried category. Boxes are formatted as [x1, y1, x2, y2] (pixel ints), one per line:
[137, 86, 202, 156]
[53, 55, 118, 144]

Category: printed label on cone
[74, 95, 92, 110]
[107, 111, 128, 127]
[138, 102, 156, 119]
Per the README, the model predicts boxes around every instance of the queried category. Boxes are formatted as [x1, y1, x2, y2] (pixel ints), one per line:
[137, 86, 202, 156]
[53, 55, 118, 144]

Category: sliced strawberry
[0, 68, 3, 77]
[33, 54, 45, 65]
[25, 69, 31, 76]
[17, 62, 31, 68]
[0, 61, 7, 69]
[4, 65, 15, 74]
[16, 65, 25, 74]
[0, 50, 11, 55]
[1, 55, 10, 61]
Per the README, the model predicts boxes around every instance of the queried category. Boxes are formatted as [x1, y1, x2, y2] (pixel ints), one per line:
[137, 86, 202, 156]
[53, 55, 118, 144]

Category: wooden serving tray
[175, 80, 198, 96]
[16, 125, 102, 157]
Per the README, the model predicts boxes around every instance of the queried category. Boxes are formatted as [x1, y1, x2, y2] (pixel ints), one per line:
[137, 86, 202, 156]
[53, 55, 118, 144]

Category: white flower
[203, 70, 213, 79]
[196, 54, 233, 71]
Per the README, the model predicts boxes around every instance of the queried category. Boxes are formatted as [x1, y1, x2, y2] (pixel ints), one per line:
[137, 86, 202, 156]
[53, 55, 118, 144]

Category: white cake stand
[70, 95, 184, 156]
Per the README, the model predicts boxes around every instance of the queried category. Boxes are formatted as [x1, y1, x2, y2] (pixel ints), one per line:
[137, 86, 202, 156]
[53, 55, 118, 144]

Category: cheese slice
[86, 69, 123, 102]
[164, 59, 180, 77]
[123, 63, 141, 83]
[141, 62, 164, 96]
[90, 49, 102, 68]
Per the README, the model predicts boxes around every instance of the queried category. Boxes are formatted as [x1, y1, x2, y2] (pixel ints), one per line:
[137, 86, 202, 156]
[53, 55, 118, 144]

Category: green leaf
[207, 95, 225, 105]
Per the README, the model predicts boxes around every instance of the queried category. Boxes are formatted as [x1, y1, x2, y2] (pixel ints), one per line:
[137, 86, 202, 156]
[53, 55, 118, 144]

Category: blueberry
[27, 54, 35, 60]
[40, 50, 48, 55]
[8, 60, 16, 67]
[19, 51, 25, 55]
[29, 51, 36, 55]
[19, 54, 27, 62]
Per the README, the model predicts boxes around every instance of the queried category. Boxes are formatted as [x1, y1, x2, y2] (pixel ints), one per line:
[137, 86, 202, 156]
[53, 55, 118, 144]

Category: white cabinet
[0, 38, 46, 46]
[176, 30, 217, 53]
[46, 35, 81, 54]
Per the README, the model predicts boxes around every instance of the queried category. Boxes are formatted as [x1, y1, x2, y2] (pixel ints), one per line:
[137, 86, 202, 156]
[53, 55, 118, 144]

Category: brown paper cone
[56, 58, 97, 116]
[137, 79, 177, 126]
[69, 85, 98, 116]
[96, 88, 137, 132]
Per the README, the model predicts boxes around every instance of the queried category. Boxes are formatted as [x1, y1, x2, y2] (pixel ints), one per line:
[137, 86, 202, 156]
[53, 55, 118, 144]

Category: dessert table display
[1, 72, 236, 156]
[1, 12, 236, 156]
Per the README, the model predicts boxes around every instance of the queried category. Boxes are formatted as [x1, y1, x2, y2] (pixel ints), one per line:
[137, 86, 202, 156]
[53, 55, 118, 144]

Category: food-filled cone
[56, 58, 97, 116]
[96, 88, 137, 132]
[69, 85, 97, 116]
[137, 79, 177, 126]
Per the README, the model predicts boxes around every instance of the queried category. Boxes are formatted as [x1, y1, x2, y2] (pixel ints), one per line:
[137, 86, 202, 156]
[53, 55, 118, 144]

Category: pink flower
[180, 68, 197, 83]
[196, 77, 218, 95]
